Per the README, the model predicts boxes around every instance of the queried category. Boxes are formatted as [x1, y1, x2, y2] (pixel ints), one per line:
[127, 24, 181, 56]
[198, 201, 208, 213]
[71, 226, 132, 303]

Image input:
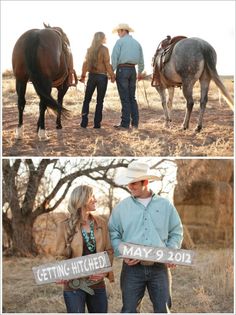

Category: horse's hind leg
[37, 100, 48, 140]
[155, 86, 171, 127]
[182, 80, 195, 130]
[167, 87, 175, 122]
[56, 84, 69, 129]
[16, 80, 27, 139]
[16, 80, 27, 126]
[196, 74, 210, 132]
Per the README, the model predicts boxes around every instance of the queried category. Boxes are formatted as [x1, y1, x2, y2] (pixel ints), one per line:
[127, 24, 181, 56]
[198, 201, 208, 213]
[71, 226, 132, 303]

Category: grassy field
[2, 73, 234, 157]
[2, 248, 234, 313]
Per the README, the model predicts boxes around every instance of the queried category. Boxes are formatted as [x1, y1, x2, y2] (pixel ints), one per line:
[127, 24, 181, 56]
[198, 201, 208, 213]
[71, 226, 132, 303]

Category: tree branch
[21, 159, 58, 216]
[32, 160, 130, 216]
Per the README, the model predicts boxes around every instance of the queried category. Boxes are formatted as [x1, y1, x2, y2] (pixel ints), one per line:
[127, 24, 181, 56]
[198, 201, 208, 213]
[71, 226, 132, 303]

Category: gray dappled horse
[152, 37, 234, 131]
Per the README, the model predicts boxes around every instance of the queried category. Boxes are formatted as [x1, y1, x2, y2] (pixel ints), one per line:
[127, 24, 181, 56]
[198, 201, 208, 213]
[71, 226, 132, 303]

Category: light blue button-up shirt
[111, 34, 144, 73]
[108, 193, 183, 256]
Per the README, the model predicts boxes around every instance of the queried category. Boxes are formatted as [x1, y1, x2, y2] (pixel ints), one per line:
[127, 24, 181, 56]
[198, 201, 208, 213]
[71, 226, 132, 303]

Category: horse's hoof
[56, 125, 62, 129]
[38, 129, 49, 141]
[15, 127, 24, 139]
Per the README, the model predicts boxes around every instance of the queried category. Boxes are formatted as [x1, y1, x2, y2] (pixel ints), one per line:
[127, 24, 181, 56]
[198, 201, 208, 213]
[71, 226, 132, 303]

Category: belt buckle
[140, 260, 155, 266]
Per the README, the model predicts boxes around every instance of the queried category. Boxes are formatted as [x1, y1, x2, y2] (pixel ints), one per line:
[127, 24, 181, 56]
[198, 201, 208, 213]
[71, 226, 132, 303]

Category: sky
[1, 0, 235, 75]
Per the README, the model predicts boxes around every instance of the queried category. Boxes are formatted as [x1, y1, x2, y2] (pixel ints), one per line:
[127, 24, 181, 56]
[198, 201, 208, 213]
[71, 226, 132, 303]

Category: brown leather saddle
[43, 23, 78, 88]
[152, 35, 187, 87]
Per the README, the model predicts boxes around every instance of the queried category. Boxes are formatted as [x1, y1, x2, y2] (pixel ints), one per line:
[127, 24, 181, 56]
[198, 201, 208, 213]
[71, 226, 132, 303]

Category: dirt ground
[2, 74, 234, 157]
[2, 248, 233, 313]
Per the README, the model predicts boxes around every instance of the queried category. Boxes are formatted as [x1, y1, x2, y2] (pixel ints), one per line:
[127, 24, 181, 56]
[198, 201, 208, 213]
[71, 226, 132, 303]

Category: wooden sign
[32, 251, 112, 285]
[118, 242, 195, 266]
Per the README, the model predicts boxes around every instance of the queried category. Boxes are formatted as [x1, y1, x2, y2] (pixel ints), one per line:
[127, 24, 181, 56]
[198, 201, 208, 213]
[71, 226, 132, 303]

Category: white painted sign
[118, 242, 195, 266]
[32, 251, 112, 285]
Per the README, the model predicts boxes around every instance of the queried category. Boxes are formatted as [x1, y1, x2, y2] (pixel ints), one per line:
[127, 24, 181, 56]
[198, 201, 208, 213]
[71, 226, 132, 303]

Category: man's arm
[111, 41, 121, 72]
[137, 44, 145, 74]
[166, 204, 183, 249]
[108, 208, 123, 257]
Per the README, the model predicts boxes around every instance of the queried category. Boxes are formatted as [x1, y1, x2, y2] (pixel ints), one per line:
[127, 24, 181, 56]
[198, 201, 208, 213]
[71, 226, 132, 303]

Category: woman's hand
[111, 75, 116, 83]
[55, 279, 68, 285]
[89, 273, 106, 282]
[79, 76, 86, 83]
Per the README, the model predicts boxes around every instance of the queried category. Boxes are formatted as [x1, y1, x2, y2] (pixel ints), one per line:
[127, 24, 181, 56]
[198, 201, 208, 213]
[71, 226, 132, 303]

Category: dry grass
[2, 248, 233, 313]
[2, 74, 234, 157]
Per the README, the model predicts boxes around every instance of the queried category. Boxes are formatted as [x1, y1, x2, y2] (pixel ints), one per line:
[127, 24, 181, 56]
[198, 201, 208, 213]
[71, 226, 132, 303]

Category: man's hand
[165, 263, 177, 268]
[137, 71, 146, 81]
[124, 258, 140, 266]
[137, 73, 143, 81]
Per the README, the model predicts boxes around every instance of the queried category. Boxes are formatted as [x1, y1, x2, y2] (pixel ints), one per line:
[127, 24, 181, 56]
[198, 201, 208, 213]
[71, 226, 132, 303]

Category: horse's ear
[43, 22, 51, 29]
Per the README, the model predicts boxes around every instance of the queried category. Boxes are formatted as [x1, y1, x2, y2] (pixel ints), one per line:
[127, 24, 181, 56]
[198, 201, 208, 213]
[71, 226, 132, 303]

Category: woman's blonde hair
[68, 185, 93, 217]
[65, 185, 94, 257]
[86, 32, 105, 71]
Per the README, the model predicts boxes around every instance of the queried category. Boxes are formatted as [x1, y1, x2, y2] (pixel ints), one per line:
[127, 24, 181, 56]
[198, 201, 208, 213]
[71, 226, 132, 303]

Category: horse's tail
[203, 46, 234, 111]
[24, 31, 63, 115]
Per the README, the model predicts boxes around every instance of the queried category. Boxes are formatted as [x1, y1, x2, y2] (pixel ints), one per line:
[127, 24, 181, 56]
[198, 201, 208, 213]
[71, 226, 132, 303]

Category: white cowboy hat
[112, 23, 134, 34]
[115, 161, 160, 186]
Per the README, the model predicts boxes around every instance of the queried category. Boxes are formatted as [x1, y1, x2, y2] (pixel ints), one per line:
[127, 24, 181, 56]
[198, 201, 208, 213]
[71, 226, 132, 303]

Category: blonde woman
[79, 32, 115, 129]
[56, 185, 114, 313]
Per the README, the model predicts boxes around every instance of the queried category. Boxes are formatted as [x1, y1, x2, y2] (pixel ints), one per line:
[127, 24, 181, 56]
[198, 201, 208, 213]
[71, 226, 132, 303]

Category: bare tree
[2, 158, 128, 255]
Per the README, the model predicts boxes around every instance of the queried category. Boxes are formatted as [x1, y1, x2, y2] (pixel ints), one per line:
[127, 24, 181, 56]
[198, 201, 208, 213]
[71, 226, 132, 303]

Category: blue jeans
[120, 262, 172, 313]
[116, 66, 139, 128]
[81, 73, 108, 128]
[63, 288, 108, 313]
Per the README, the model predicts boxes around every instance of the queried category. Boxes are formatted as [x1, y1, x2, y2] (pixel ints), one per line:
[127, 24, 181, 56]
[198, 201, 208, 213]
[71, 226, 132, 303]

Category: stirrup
[151, 80, 160, 87]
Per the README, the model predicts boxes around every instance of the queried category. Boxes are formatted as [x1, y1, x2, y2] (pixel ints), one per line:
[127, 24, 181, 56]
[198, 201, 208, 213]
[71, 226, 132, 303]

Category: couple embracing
[56, 161, 183, 313]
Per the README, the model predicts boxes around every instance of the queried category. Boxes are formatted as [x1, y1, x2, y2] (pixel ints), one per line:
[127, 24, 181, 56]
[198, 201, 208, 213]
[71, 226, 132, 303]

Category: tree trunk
[11, 215, 37, 256]
[3, 214, 13, 249]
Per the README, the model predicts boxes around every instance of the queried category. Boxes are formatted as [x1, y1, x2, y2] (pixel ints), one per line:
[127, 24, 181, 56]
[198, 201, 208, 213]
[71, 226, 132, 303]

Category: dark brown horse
[12, 24, 77, 139]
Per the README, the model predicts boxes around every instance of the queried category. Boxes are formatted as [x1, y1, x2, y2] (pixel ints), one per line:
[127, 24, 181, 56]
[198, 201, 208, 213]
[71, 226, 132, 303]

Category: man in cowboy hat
[111, 23, 144, 130]
[108, 161, 183, 313]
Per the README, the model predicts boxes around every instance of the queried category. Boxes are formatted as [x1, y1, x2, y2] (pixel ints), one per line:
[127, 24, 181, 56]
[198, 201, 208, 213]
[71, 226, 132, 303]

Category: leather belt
[118, 63, 136, 67]
[140, 261, 156, 266]
[89, 72, 107, 76]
